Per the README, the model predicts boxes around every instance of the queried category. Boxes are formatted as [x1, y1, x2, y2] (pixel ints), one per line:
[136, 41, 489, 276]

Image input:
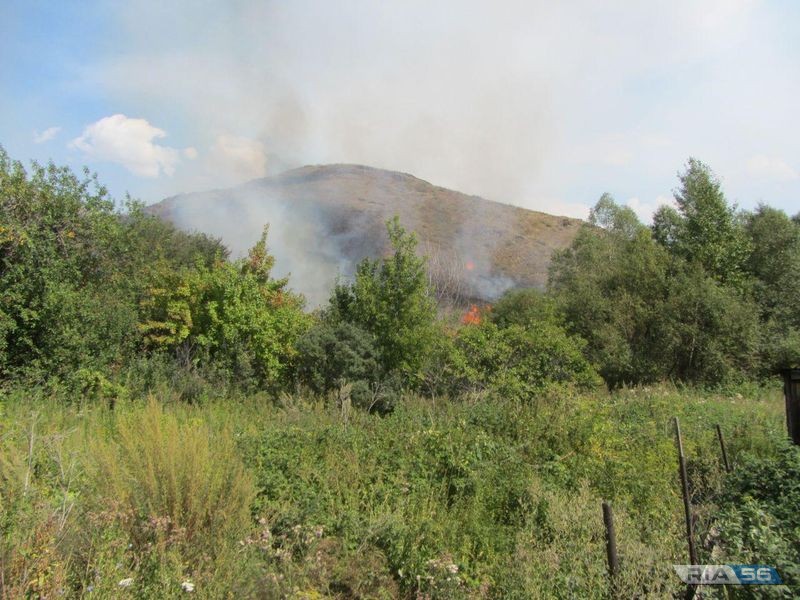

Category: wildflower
[118, 577, 134, 587]
[181, 581, 195, 593]
[447, 563, 459, 574]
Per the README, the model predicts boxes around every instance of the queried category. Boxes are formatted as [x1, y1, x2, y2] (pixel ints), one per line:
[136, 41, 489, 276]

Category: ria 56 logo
[674, 565, 782, 585]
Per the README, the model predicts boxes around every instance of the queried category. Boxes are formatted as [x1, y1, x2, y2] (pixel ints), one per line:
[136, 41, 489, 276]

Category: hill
[148, 164, 584, 305]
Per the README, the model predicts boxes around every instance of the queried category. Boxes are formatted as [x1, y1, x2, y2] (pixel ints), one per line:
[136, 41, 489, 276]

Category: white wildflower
[181, 581, 195, 593]
[118, 577, 134, 588]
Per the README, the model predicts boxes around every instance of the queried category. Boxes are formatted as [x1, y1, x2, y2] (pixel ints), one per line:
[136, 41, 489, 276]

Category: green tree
[549, 191, 762, 386]
[295, 320, 381, 398]
[140, 227, 310, 389]
[329, 217, 436, 382]
[659, 266, 761, 384]
[549, 194, 673, 386]
[0, 147, 232, 385]
[744, 205, 800, 372]
[0, 149, 135, 379]
[660, 158, 752, 290]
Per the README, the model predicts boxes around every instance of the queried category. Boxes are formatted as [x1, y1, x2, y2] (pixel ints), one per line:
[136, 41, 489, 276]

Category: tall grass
[91, 398, 254, 552]
[0, 383, 788, 598]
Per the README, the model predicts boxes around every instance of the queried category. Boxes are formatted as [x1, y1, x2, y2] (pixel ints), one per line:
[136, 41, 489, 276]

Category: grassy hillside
[149, 165, 583, 302]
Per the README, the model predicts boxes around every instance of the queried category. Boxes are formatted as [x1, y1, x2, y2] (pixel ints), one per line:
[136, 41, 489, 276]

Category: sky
[1, 0, 798, 221]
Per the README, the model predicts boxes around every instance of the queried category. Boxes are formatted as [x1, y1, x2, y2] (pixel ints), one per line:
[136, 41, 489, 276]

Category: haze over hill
[148, 164, 584, 306]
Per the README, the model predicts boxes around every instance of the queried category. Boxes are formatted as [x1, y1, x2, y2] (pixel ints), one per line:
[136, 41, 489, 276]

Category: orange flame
[461, 304, 482, 325]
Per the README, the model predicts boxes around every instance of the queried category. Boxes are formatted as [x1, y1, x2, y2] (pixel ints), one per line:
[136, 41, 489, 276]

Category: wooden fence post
[602, 501, 619, 596]
[782, 369, 800, 445]
[673, 417, 697, 600]
[715, 424, 731, 473]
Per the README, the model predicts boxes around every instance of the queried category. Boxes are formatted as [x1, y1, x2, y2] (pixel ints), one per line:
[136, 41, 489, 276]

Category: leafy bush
[489, 288, 565, 329]
[448, 321, 601, 399]
[140, 227, 311, 390]
[711, 445, 800, 594]
[295, 320, 381, 398]
[0, 148, 227, 385]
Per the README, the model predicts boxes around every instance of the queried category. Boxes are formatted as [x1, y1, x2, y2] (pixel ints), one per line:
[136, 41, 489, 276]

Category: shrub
[711, 445, 800, 593]
[295, 321, 381, 397]
[449, 321, 602, 400]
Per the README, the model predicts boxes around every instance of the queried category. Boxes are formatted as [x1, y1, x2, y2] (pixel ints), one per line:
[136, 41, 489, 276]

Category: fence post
[673, 417, 697, 599]
[602, 501, 619, 597]
[715, 424, 731, 473]
[782, 369, 800, 445]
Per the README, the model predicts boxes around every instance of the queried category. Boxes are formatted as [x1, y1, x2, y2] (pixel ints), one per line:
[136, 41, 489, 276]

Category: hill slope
[148, 164, 584, 305]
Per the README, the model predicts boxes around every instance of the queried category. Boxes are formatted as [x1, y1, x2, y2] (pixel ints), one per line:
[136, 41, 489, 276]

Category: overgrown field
[2, 384, 795, 598]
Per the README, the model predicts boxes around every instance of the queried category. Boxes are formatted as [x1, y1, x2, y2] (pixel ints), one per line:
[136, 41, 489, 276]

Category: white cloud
[210, 135, 267, 181]
[70, 114, 185, 177]
[33, 126, 61, 144]
[183, 147, 198, 160]
[745, 155, 798, 182]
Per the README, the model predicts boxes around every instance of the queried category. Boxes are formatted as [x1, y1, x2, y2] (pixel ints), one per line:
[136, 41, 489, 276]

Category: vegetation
[2, 147, 800, 597]
[550, 159, 799, 386]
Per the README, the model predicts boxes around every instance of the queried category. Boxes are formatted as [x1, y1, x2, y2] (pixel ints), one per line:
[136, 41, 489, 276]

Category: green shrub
[711, 445, 800, 594]
[329, 217, 437, 383]
[449, 321, 602, 400]
[295, 321, 381, 396]
[139, 227, 311, 390]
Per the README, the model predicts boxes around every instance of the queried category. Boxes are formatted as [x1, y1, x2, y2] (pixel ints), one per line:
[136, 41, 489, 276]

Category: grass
[0, 383, 790, 598]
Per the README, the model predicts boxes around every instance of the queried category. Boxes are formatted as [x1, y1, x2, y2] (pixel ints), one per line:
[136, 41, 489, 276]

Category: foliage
[549, 198, 674, 386]
[656, 158, 752, 290]
[551, 190, 763, 387]
[446, 321, 601, 399]
[329, 216, 437, 383]
[744, 205, 800, 373]
[294, 320, 381, 401]
[0, 147, 226, 385]
[659, 266, 761, 384]
[710, 445, 800, 595]
[139, 227, 311, 389]
[488, 288, 564, 329]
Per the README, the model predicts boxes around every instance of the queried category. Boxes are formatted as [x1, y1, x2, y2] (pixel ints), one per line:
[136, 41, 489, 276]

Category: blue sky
[2, 0, 798, 220]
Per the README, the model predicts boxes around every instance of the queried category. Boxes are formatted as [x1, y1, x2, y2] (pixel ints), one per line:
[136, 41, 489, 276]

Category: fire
[461, 304, 482, 325]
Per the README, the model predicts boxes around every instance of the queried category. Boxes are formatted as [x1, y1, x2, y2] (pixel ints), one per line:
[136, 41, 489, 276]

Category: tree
[744, 205, 800, 372]
[589, 192, 646, 240]
[549, 191, 763, 386]
[661, 158, 752, 290]
[329, 217, 437, 381]
[549, 194, 673, 386]
[659, 266, 761, 384]
[0, 147, 236, 385]
[139, 227, 310, 389]
[295, 321, 380, 399]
